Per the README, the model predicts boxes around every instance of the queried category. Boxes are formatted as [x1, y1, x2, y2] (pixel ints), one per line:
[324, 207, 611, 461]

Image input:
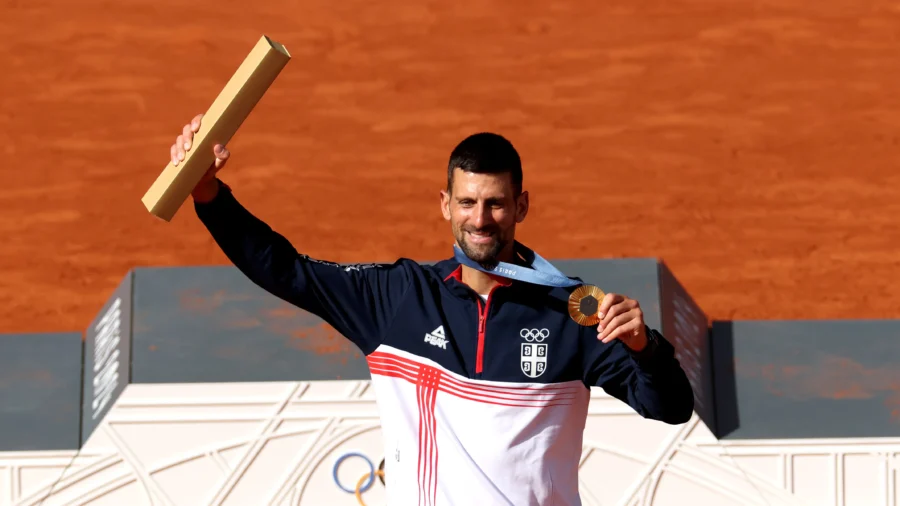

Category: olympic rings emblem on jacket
[520, 328, 550, 342]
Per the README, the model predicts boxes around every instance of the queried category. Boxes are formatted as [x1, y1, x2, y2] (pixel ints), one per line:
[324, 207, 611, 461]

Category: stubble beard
[455, 226, 506, 269]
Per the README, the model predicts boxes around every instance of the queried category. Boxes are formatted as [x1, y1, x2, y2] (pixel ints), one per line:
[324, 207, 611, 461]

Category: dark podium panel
[0, 332, 82, 451]
[712, 319, 900, 439]
[130, 266, 372, 384]
[81, 272, 133, 448]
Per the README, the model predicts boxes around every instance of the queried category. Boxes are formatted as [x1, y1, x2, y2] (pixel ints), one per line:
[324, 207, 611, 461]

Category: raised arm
[169, 114, 414, 355]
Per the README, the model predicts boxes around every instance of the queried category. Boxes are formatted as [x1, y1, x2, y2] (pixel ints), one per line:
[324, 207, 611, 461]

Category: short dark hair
[447, 132, 523, 195]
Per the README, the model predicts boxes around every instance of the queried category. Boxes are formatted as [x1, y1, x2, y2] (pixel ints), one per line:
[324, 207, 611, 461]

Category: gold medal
[567, 284, 605, 326]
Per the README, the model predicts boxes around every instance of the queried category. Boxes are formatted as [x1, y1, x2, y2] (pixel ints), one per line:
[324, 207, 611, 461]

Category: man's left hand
[596, 293, 648, 352]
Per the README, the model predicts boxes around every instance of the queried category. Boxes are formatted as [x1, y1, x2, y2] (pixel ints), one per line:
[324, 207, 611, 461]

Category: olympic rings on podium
[355, 469, 385, 506]
[332, 452, 375, 494]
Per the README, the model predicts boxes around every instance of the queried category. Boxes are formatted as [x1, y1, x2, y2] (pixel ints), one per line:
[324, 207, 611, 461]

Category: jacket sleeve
[582, 325, 695, 425]
[193, 180, 414, 355]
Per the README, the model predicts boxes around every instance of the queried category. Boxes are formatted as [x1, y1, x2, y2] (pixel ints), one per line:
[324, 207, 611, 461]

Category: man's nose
[472, 203, 492, 228]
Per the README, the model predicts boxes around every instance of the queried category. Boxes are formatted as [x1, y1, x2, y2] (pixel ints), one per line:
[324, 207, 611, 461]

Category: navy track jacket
[195, 181, 695, 506]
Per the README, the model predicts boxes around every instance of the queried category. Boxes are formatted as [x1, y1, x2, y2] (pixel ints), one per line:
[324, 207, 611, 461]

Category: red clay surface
[3, 0, 900, 333]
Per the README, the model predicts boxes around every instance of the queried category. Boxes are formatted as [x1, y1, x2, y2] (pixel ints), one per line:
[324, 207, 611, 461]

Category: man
[170, 113, 694, 505]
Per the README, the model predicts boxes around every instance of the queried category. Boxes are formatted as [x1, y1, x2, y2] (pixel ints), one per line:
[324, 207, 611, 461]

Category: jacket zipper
[474, 287, 498, 377]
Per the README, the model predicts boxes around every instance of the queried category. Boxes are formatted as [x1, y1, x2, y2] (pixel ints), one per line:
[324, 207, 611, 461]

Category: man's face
[440, 168, 529, 265]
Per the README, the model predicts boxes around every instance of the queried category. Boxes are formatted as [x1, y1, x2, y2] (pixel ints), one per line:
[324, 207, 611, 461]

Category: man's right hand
[170, 113, 230, 203]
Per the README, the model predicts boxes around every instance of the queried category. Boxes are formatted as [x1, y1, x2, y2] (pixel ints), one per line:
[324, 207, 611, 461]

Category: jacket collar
[430, 253, 561, 301]
[431, 257, 515, 286]
[443, 264, 513, 287]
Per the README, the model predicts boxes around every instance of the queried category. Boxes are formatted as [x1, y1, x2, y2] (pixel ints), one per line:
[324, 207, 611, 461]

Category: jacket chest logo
[425, 325, 448, 349]
[520, 328, 549, 378]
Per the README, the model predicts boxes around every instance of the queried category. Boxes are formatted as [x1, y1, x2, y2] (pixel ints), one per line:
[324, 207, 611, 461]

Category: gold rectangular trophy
[141, 35, 291, 221]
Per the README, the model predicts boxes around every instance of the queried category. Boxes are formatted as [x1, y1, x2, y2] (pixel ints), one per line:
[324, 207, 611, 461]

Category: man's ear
[440, 189, 452, 221]
[516, 190, 529, 223]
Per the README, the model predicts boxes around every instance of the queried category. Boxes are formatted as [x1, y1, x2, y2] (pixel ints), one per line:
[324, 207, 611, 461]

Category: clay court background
[3, 0, 900, 333]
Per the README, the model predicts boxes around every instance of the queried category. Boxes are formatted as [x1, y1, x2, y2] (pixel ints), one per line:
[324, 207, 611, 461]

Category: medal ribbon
[452, 241, 581, 288]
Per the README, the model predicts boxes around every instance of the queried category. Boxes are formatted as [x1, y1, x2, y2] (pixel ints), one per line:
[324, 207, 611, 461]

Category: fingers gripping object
[141, 35, 291, 222]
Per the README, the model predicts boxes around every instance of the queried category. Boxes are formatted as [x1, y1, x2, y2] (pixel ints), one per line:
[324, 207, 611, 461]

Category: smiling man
[171, 113, 694, 506]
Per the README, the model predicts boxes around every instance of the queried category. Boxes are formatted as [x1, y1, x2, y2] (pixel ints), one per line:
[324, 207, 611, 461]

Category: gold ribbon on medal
[567, 284, 605, 326]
